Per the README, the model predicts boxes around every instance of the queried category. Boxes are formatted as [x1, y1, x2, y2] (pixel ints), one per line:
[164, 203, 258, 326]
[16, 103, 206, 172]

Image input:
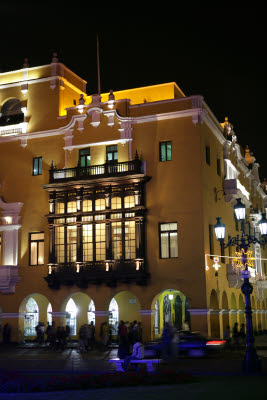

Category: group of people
[117, 320, 143, 359]
[78, 321, 95, 352]
[34, 321, 73, 350]
[223, 322, 246, 347]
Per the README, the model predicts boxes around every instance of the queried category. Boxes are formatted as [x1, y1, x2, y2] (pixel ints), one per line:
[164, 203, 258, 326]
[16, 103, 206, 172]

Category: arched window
[24, 298, 39, 336]
[0, 98, 24, 126]
[109, 298, 119, 335]
[47, 303, 52, 326]
[88, 300, 95, 325]
[65, 298, 77, 335]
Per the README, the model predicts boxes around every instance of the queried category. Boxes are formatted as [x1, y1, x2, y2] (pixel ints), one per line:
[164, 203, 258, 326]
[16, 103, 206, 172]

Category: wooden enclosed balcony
[44, 260, 149, 289]
[49, 158, 145, 184]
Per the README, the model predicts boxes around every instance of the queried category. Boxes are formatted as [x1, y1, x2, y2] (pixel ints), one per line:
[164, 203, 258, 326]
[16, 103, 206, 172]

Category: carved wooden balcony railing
[44, 260, 149, 289]
[49, 158, 145, 184]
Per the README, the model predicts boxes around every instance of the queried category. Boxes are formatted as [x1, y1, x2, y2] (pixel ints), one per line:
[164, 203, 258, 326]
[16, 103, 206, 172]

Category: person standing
[232, 322, 239, 348]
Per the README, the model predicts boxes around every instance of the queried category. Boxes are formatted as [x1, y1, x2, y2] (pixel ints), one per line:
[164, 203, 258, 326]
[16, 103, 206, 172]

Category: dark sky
[1, 5, 266, 179]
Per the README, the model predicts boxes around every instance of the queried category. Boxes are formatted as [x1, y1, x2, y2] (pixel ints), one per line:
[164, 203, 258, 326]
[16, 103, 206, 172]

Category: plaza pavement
[1, 336, 267, 398]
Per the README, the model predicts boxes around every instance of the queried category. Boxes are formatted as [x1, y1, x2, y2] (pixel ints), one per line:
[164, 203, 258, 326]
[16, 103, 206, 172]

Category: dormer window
[0, 98, 24, 126]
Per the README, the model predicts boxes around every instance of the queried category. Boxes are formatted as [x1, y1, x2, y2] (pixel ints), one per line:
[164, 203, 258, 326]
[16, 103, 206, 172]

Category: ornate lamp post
[214, 198, 267, 373]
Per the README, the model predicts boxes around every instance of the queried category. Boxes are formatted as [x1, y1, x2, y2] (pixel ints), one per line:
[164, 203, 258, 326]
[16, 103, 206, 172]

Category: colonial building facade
[0, 56, 267, 342]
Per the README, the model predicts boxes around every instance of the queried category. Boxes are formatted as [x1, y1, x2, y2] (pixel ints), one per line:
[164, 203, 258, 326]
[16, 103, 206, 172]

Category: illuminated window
[95, 223, 106, 261]
[29, 232, 44, 265]
[83, 199, 92, 212]
[159, 141, 172, 162]
[125, 220, 136, 259]
[111, 197, 122, 210]
[67, 226, 77, 262]
[67, 201, 77, 213]
[124, 195, 135, 208]
[106, 145, 118, 163]
[83, 224, 93, 261]
[159, 223, 178, 258]
[55, 226, 65, 263]
[33, 157, 42, 176]
[95, 198, 105, 211]
[112, 222, 122, 260]
[55, 202, 65, 214]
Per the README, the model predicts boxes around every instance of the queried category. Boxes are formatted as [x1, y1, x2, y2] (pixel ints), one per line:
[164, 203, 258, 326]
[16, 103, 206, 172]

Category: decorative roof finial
[245, 145, 255, 165]
[222, 117, 233, 137]
[78, 94, 85, 106]
[108, 90, 115, 101]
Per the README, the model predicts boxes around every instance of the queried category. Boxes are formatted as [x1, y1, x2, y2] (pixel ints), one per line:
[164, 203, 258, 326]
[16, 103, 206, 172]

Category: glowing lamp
[259, 213, 267, 237]
[234, 198, 246, 221]
[168, 294, 173, 300]
[214, 217, 225, 241]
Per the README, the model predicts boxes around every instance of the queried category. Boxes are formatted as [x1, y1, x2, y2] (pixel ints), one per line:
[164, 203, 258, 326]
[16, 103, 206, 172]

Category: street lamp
[214, 198, 267, 373]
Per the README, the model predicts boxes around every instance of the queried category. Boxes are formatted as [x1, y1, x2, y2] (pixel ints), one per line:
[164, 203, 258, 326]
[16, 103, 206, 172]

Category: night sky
[1, 5, 266, 179]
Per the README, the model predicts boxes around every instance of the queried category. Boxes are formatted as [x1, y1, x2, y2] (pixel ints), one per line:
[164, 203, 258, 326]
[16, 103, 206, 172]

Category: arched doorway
[65, 298, 77, 335]
[47, 303, 52, 326]
[88, 300, 95, 325]
[109, 298, 119, 335]
[174, 295, 183, 330]
[24, 297, 39, 337]
[19, 294, 51, 341]
[151, 289, 187, 339]
[163, 294, 171, 326]
[221, 291, 229, 335]
[107, 291, 141, 338]
[61, 292, 94, 339]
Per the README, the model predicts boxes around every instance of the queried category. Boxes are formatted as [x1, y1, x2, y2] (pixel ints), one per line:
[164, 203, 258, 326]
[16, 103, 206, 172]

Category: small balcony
[44, 260, 149, 289]
[49, 158, 146, 184]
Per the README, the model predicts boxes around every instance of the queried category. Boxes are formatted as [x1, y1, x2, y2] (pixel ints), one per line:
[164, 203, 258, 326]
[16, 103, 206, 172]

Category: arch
[24, 298, 39, 337]
[61, 292, 94, 339]
[47, 303, 52, 326]
[88, 300, 95, 325]
[109, 298, 119, 334]
[0, 98, 24, 126]
[210, 290, 220, 338]
[107, 290, 141, 338]
[18, 293, 51, 341]
[151, 289, 187, 339]
[66, 298, 77, 335]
